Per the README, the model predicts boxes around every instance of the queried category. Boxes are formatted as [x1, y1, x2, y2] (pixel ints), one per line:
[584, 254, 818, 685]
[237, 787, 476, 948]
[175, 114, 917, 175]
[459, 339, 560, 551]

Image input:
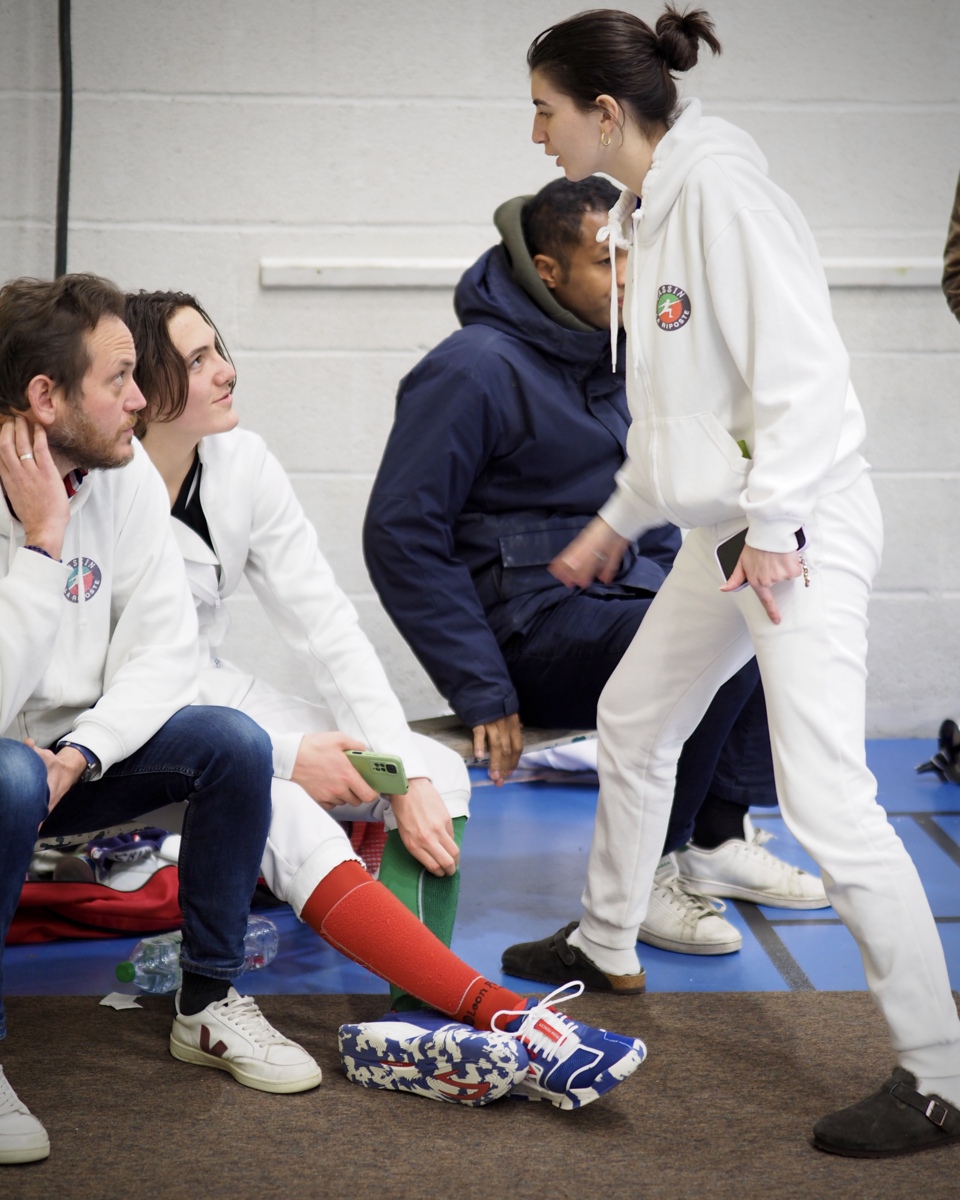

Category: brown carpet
[2, 992, 957, 1199]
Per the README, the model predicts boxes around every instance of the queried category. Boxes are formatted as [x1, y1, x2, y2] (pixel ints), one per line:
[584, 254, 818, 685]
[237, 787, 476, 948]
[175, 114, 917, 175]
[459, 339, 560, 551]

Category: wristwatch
[55, 740, 101, 783]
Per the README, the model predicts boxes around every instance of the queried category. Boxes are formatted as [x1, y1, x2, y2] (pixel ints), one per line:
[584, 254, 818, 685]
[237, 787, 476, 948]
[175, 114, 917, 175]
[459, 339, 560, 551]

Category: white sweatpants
[122, 677, 471, 919]
[241, 679, 470, 914]
[583, 473, 960, 1079]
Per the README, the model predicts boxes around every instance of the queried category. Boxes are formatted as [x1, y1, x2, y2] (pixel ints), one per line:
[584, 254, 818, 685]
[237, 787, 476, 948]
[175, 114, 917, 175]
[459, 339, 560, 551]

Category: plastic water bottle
[115, 914, 279, 994]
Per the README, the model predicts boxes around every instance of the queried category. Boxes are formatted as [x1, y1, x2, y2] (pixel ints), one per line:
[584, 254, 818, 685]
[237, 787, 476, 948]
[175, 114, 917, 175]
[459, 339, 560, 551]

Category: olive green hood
[492, 195, 596, 334]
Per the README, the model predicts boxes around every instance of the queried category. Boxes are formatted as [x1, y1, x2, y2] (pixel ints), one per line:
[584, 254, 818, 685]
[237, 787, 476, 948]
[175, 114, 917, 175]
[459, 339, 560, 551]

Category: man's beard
[47, 403, 133, 472]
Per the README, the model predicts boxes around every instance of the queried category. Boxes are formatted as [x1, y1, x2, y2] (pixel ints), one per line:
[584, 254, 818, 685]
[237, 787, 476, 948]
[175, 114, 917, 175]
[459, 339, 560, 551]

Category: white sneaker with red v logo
[170, 987, 322, 1094]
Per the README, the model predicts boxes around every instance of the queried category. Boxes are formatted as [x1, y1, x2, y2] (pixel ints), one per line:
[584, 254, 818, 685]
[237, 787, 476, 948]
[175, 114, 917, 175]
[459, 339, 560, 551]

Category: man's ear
[24, 375, 60, 427]
[533, 253, 563, 291]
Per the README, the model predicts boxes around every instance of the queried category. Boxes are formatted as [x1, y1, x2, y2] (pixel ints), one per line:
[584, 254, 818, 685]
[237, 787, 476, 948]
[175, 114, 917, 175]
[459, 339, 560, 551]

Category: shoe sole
[513, 1038, 647, 1110]
[637, 927, 742, 955]
[677, 877, 829, 909]
[501, 957, 647, 994]
[812, 1133, 960, 1158]
[339, 1023, 527, 1106]
[0, 1139, 50, 1164]
[169, 1034, 323, 1094]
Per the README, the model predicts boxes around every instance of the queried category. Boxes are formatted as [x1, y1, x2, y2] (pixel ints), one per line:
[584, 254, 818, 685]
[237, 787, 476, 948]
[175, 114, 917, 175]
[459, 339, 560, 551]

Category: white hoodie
[0, 440, 199, 772]
[598, 99, 868, 552]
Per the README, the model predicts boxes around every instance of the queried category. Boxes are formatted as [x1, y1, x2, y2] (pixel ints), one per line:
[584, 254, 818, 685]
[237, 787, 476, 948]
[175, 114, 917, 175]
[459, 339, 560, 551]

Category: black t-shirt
[171, 454, 213, 551]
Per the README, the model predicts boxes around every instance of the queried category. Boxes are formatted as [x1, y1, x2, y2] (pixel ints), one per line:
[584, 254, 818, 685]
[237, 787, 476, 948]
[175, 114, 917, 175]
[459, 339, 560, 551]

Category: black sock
[179, 971, 231, 1016]
[691, 797, 748, 850]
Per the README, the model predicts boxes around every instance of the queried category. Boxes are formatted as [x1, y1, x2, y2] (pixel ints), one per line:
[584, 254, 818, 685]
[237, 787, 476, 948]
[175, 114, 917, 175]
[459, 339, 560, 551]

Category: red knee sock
[301, 860, 526, 1029]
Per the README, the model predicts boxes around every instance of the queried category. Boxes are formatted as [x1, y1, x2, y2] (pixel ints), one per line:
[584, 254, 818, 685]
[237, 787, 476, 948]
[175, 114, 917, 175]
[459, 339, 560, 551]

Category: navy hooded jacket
[363, 242, 680, 728]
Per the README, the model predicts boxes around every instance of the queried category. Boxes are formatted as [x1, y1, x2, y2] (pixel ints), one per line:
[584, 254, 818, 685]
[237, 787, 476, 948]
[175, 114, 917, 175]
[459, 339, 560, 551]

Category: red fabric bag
[5, 865, 182, 944]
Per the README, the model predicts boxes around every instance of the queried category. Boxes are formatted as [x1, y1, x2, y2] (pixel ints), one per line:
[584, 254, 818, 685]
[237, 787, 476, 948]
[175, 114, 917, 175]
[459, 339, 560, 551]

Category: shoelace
[0, 1069, 28, 1117]
[489, 980, 585, 1059]
[657, 870, 728, 921]
[212, 993, 292, 1046]
[740, 827, 810, 877]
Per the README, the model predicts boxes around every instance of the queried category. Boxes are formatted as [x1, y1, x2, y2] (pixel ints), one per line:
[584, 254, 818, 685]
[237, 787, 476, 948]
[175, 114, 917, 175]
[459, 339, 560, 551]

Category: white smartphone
[715, 528, 749, 589]
[716, 527, 806, 587]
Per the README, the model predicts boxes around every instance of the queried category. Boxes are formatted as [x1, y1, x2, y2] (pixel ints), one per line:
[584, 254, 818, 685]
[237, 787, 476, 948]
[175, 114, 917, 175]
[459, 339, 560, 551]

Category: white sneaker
[675, 816, 829, 909]
[0, 1067, 50, 1165]
[637, 853, 742, 955]
[170, 987, 322, 1094]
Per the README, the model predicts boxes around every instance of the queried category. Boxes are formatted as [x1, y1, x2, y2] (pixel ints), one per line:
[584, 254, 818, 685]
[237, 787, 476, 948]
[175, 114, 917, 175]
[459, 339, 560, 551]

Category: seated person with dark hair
[364, 177, 827, 983]
[0, 273, 318, 1165]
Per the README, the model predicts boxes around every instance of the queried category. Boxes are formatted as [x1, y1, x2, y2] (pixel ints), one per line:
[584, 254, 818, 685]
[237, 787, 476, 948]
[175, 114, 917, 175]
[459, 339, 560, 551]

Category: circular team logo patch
[656, 285, 691, 331]
[64, 556, 102, 604]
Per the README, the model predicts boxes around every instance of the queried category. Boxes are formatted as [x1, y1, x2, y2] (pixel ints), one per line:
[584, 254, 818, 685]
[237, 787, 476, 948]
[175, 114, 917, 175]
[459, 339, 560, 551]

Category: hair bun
[655, 6, 721, 73]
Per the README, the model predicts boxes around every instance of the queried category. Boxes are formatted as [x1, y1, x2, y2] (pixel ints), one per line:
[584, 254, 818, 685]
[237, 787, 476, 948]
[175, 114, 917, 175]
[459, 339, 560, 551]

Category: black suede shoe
[501, 922, 646, 995]
[915, 718, 960, 784]
[813, 1068, 960, 1157]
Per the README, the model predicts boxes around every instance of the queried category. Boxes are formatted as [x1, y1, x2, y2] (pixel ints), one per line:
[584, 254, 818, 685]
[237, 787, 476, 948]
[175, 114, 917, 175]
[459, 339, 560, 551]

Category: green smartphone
[344, 750, 409, 795]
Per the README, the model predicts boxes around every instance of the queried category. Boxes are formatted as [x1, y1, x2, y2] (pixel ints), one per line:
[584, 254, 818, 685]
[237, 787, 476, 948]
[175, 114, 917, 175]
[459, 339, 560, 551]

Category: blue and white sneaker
[492, 981, 647, 1110]
[338, 1010, 530, 1107]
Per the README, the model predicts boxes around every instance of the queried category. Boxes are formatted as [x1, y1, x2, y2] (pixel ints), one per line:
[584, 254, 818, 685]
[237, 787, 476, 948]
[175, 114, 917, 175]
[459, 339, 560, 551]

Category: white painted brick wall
[2, 0, 959, 733]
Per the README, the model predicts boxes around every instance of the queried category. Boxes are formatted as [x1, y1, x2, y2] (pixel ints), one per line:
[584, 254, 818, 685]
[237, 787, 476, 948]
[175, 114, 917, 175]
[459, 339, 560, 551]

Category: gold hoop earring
[600, 128, 612, 147]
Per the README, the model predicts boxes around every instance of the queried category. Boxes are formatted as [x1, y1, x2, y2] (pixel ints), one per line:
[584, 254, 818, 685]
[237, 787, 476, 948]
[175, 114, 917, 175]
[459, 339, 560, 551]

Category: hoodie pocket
[653, 412, 750, 527]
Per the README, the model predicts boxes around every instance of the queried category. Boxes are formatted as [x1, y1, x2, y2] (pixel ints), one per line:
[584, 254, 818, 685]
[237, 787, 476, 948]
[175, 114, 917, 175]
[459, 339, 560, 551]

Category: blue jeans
[0, 706, 273, 1040]
[501, 591, 777, 853]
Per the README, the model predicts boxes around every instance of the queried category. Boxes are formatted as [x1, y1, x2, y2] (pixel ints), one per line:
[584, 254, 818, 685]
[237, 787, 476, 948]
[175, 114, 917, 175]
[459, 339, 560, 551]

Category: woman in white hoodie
[517, 4, 960, 1156]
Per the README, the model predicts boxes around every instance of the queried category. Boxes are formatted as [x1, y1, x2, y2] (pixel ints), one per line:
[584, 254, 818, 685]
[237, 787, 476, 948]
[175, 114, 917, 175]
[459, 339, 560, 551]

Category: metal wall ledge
[259, 256, 944, 290]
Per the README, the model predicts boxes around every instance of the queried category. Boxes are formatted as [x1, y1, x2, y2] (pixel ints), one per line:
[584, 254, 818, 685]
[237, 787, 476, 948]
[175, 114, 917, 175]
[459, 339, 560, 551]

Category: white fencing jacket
[0, 440, 198, 773]
[171, 427, 430, 782]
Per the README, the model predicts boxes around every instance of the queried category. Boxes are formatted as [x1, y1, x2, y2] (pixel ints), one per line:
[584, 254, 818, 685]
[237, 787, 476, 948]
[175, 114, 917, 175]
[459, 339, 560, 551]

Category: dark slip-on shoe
[501, 921, 646, 995]
[813, 1067, 960, 1157]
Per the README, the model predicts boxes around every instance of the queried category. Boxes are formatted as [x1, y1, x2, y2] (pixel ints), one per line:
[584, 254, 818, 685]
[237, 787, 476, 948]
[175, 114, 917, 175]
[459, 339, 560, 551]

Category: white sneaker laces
[213, 993, 293, 1047]
[0, 1068, 28, 1118]
[490, 980, 585, 1059]
[657, 864, 728, 920]
[742, 826, 808, 876]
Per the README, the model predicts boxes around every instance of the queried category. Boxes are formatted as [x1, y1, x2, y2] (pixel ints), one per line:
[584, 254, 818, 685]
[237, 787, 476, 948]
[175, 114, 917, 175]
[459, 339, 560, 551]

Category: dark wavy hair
[0, 273, 126, 416]
[528, 6, 721, 138]
[124, 291, 234, 440]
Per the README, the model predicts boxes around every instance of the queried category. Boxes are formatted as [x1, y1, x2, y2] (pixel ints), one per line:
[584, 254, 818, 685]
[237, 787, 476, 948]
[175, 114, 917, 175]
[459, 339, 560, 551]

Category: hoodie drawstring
[630, 208, 644, 377]
[597, 191, 641, 373]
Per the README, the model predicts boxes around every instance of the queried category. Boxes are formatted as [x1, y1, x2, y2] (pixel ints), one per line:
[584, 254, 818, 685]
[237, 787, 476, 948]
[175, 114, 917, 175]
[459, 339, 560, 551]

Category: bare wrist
[54, 746, 89, 786]
[23, 528, 64, 560]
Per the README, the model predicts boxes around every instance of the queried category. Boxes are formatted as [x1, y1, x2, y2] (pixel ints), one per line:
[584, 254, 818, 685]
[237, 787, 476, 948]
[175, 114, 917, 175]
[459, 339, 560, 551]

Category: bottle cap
[115, 962, 136, 983]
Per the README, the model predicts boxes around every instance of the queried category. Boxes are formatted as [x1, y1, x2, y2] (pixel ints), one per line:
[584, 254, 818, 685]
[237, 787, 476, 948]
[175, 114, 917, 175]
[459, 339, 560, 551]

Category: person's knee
[0, 739, 49, 832]
[170, 705, 273, 773]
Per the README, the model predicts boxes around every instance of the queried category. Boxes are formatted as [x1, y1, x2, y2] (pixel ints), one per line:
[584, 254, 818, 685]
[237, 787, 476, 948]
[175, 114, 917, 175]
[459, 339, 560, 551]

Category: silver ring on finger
[19, 452, 34, 461]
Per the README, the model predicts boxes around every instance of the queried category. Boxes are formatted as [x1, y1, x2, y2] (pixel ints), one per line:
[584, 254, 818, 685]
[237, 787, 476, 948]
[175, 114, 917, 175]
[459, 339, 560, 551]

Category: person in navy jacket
[364, 177, 826, 965]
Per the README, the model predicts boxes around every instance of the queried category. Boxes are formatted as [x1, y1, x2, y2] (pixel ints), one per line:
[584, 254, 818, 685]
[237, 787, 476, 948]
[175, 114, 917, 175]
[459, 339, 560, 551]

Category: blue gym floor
[6, 739, 959, 999]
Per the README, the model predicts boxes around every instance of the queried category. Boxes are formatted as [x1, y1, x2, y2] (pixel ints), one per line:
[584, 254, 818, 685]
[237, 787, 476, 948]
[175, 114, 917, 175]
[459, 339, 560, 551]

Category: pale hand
[25, 739, 86, 816]
[472, 712, 523, 786]
[0, 418, 69, 559]
[291, 731, 379, 809]
[389, 777, 460, 877]
[549, 516, 629, 589]
[721, 544, 804, 624]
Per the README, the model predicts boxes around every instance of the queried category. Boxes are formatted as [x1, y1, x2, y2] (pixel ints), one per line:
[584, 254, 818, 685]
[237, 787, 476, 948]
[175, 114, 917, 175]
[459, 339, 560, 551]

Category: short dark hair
[0, 273, 126, 417]
[528, 6, 721, 139]
[522, 176, 622, 270]
[124, 290, 233, 439]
